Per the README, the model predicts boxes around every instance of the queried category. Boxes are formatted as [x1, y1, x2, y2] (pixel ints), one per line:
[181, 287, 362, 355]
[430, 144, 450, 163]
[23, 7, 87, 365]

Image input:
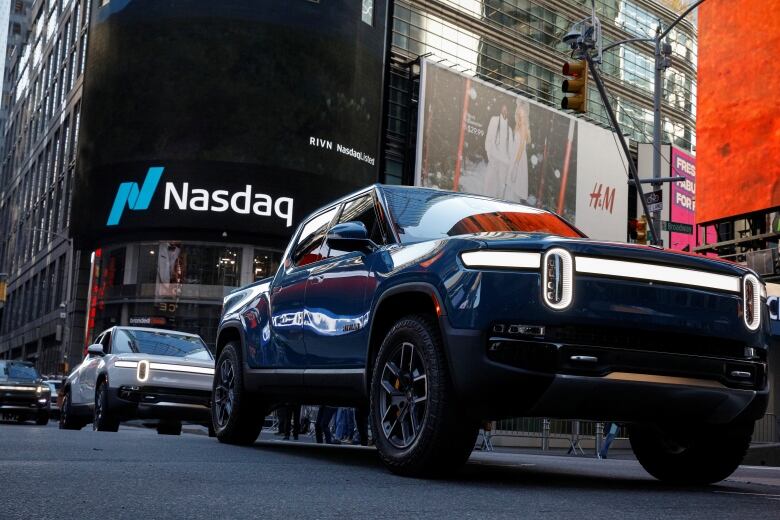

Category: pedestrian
[280, 404, 301, 441]
[354, 407, 369, 446]
[334, 408, 355, 442]
[599, 422, 620, 459]
[315, 405, 338, 444]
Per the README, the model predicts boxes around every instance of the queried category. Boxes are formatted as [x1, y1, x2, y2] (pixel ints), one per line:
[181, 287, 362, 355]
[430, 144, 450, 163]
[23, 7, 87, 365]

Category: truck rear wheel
[629, 422, 753, 484]
[370, 314, 478, 477]
[212, 342, 264, 446]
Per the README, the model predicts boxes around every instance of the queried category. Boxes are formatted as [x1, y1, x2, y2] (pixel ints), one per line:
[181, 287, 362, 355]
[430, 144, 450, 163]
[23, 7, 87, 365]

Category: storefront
[89, 242, 283, 346]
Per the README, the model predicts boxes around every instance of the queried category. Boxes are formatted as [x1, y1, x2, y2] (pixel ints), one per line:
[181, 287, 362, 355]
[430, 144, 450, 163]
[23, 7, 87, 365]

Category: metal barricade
[493, 417, 628, 455]
[753, 413, 778, 444]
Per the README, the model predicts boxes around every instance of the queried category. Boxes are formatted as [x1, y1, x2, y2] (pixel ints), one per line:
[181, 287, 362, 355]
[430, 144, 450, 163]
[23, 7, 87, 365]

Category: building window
[253, 250, 282, 282]
[362, 0, 374, 26]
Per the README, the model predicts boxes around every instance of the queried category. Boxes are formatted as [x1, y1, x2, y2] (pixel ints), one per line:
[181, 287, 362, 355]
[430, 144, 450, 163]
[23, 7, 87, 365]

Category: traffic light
[561, 59, 588, 113]
[636, 215, 648, 245]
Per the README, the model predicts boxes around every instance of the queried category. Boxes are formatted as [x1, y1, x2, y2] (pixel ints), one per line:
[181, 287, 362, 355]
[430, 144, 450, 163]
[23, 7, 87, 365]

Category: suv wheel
[370, 314, 478, 477]
[36, 412, 49, 426]
[59, 390, 83, 430]
[212, 342, 264, 445]
[629, 422, 753, 484]
[93, 381, 120, 432]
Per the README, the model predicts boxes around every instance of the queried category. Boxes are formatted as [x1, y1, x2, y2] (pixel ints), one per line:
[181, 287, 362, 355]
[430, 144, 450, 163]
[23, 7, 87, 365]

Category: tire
[157, 421, 183, 436]
[629, 422, 754, 485]
[59, 390, 84, 430]
[370, 314, 479, 477]
[93, 382, 120, 432]
[207, 422, 216, 438]
[36, 412, 49, 426]
[212, 342, 264, 446]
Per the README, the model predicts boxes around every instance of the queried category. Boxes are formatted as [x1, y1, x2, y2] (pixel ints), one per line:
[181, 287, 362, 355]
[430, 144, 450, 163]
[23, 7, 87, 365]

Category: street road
[1, 421, 779, 519]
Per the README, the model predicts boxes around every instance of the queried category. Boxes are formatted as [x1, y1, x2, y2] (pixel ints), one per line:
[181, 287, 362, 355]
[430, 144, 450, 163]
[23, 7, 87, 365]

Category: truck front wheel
[370, 314, 478, 477]
[629, 421, 753, 484]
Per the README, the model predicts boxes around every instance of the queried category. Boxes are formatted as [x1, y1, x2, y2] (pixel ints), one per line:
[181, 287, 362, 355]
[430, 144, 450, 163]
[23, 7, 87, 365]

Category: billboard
[669, 148, 697, 251]
[72, 0, 389, 247]
[415, 61, 628, 241]
[697, 0, 780, 223]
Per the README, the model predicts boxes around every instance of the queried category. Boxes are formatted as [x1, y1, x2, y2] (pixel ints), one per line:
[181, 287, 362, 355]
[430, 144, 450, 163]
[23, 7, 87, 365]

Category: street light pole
[578, 0, 704, 246]
[650, 0, 705, 246]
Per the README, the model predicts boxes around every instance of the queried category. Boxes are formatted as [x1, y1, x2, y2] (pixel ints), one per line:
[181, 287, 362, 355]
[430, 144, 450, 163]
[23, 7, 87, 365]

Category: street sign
[645, 189, 663, 213]
[662, 220, 694, 234]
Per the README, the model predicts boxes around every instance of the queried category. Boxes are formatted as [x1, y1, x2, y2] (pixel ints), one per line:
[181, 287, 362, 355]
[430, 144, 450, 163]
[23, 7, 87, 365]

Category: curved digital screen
[72, 0, 388, 247]
[697, 1, 780, 223]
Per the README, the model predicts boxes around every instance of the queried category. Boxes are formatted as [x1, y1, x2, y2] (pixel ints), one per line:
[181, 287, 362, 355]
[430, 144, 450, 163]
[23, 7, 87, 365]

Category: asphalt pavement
[1, 420, 779, 519]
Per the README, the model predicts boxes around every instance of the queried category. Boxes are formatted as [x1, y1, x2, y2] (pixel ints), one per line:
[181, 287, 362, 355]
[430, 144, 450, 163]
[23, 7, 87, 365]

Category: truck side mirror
[327, 221, 376, 254]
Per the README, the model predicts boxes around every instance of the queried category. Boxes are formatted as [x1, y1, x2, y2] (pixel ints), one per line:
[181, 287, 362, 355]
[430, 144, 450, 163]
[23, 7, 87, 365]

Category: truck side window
[291, 207, 338, 268]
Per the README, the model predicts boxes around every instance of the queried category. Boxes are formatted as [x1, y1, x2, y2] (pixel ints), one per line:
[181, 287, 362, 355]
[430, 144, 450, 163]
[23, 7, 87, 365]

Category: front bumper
[108, 386, 211, 423]
[0, 397, 50, 415]
[442, 319, 769, 425]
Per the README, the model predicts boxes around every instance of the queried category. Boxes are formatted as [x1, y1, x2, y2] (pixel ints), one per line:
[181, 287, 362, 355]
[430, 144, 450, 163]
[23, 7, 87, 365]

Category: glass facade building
[0, 0, 88, 374]
[384, 0, 697, 184]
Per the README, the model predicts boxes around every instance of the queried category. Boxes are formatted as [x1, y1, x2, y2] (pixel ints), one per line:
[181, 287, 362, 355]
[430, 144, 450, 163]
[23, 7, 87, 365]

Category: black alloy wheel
[370, 314, 479, 477]
[214, 357, 236, 430]
[211, 342, 264, 445]
[59, 391, 81, 430]
[378, 341, 428, 449]
[93, 382, 119, 432]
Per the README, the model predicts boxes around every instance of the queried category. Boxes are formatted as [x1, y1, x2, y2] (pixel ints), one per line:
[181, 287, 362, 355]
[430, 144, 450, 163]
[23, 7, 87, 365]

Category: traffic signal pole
[581, 50, 660, 246]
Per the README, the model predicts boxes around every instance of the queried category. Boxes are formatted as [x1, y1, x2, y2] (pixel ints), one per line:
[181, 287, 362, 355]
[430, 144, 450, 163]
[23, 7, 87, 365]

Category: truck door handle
[310, 275, 325, 284]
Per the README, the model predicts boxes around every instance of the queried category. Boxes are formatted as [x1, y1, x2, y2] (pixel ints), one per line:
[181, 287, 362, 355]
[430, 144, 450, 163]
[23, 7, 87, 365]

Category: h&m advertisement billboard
[414, 60, 628, 242]
[72, 0, 389, 247]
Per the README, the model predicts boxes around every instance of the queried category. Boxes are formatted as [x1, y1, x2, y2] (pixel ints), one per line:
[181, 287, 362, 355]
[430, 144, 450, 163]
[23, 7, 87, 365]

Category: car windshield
[382, 187, 583, 243]
[112, 329, 213, 360]
[0, 361, 41, 381]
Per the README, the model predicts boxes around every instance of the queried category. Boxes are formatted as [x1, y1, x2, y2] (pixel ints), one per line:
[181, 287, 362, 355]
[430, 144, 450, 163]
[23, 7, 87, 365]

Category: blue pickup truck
[212, 185, 768, 482]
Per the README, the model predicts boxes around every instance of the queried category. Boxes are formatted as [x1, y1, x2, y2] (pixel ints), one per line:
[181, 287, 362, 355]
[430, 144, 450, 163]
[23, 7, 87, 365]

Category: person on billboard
[506, 99, 530, 201]
[484, 103, 513, 198]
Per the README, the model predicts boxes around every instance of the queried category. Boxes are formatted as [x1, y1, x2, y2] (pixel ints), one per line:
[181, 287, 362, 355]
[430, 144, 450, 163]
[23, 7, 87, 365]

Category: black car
[0, 361, 50, 425]
[213, 185, 768, 483]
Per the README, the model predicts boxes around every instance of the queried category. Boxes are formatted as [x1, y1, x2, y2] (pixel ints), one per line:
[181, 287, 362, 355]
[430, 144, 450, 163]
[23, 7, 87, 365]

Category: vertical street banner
[415, 60, 628, 241]
[668, 147, 716, 252]
[669, 147, 697, 251]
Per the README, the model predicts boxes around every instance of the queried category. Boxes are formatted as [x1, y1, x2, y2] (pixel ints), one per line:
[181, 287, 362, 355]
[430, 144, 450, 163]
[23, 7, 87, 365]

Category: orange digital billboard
[697, 0, 780, 224]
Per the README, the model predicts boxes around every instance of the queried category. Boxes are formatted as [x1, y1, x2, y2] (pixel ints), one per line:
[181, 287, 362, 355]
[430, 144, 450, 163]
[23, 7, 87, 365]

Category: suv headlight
[542, 248, 573, 310]
[460, 250, 541, 269]
[743, 274, 762, 331]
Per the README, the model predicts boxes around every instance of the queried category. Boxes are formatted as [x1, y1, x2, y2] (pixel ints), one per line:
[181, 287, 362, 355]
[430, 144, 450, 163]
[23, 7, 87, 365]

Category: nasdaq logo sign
[106, 166, 164, 226]
[105, 165, 294, 228]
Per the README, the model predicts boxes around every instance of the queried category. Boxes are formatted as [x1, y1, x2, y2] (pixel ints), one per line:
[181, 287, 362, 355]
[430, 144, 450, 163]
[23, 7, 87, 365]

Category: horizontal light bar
[461, 251, 541, 269]
[0, 385, 36, 391]
[575, 256, 741, 293]
[148, 362, 215, 376]
[114, 361, 139, 368]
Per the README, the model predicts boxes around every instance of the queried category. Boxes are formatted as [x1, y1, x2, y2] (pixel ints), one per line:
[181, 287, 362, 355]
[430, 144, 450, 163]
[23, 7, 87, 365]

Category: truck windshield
[113, 329, 213, 360]
[0, 361, 41, 381]
[383, 187, 583, 244]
